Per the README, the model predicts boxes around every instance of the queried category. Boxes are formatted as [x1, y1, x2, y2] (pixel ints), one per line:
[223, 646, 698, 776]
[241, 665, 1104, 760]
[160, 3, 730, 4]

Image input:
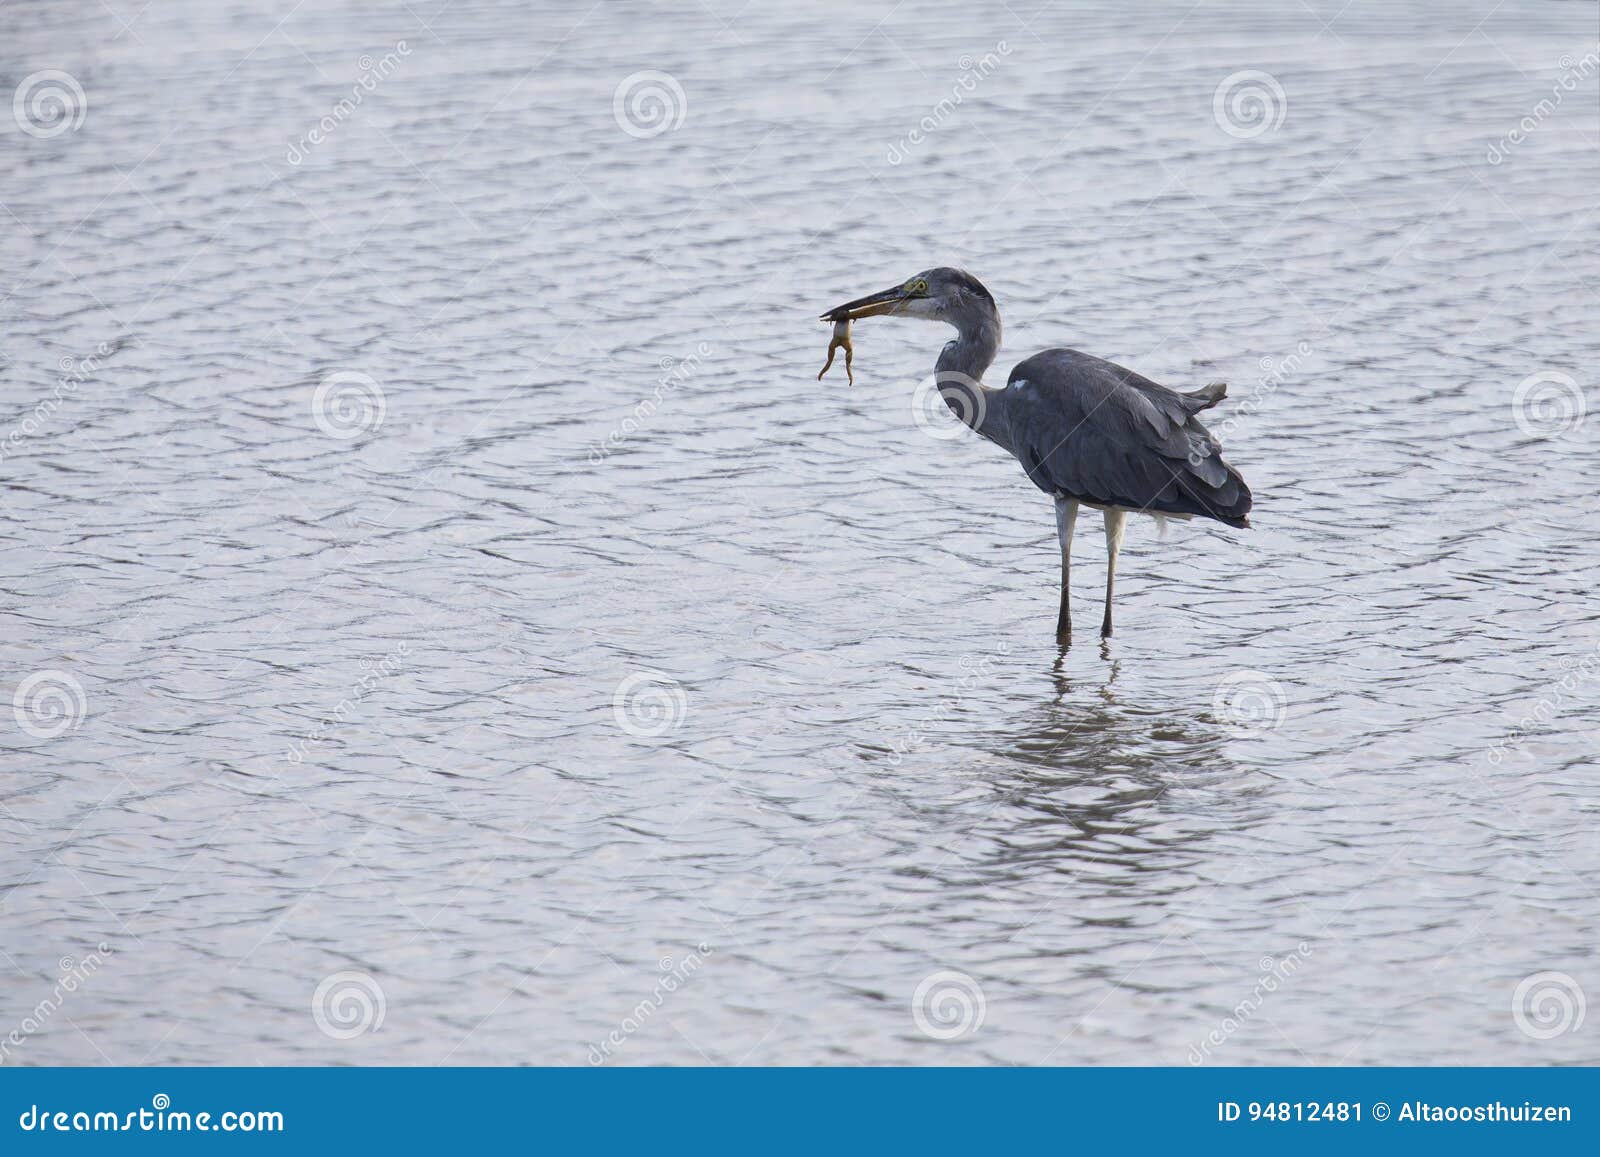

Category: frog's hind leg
[817, 345, 837, 381]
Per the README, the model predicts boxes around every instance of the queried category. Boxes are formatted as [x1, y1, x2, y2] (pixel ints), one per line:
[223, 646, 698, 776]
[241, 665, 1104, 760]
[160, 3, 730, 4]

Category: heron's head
[822, 267, 996, 328]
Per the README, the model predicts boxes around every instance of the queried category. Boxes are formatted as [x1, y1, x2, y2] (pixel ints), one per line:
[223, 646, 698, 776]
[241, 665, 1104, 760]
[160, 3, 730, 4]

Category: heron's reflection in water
[959, 651, 1270, 883]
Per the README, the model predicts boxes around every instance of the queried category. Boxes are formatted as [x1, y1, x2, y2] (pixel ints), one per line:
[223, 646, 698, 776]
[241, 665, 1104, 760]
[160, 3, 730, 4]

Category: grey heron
[822, 267, 1251, 644]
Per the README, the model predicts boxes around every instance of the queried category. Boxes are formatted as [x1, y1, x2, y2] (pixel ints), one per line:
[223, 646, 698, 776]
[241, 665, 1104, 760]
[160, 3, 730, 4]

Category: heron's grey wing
[1001, 349, 1251, 527]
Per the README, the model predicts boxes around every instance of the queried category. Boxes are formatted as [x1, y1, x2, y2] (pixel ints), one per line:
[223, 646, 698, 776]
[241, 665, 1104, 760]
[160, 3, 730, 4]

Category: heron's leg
[1054, 497, 1078, 644]
[1101, 509, 1127, 637]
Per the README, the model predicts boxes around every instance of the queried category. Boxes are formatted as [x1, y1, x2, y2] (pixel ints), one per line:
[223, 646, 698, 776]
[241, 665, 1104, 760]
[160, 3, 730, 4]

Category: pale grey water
[2, 0, 1598, 1066]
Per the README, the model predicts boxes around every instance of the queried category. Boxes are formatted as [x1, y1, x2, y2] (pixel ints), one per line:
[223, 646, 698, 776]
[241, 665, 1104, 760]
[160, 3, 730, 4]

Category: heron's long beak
[821, 286, 909, 322]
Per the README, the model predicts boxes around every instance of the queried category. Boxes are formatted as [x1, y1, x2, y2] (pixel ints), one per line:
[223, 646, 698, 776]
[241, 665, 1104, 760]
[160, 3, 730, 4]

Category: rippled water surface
[3, 0, 1599, 1065]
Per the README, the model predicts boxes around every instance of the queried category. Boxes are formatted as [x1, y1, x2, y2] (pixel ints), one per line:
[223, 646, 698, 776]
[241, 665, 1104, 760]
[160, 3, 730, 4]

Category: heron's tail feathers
[1182, 380, 1227, 411]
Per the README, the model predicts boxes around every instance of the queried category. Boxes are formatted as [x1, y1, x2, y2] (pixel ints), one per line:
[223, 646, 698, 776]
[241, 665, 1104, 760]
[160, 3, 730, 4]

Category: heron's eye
[908, 278, 929, 295]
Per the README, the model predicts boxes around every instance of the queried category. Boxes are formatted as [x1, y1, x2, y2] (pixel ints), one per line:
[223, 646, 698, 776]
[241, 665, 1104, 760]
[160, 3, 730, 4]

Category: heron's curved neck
[935, 303, 1002, 437]
[935, 309, 1000, 385]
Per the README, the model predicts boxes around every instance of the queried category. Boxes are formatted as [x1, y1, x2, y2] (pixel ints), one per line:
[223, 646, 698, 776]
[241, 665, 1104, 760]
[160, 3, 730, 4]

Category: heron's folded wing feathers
[1004, 349, 1251, 527]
